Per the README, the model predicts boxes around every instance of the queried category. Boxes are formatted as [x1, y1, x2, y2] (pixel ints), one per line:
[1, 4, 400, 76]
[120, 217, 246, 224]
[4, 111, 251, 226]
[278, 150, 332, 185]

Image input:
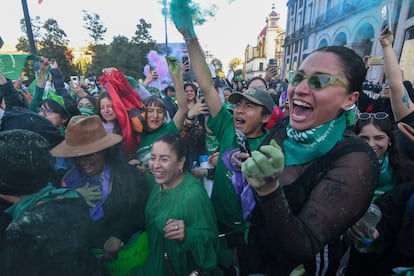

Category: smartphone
[235, 130, 251, 155]
[269, 58, 276, 66]
[380, 2, 392, 32]
[197, 88, 204, 101]
[182, 56, 190, 71]
[149, 65, 157, 74]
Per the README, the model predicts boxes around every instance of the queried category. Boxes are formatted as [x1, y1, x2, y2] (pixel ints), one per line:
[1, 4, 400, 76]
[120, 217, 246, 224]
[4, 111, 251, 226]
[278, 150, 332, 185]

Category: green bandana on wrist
[283, 112, 347, 165]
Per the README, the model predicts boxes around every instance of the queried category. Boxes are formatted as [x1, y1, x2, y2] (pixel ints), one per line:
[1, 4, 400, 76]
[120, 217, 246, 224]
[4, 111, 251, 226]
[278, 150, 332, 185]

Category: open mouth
[292, 100, 313, 119]
[234, 117, 246, 127]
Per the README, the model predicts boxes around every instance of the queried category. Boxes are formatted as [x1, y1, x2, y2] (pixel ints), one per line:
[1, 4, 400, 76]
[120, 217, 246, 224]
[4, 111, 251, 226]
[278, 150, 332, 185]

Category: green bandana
[283, 112, 347, 165]
[374, 152, 394, 201]
[78, 106, 96, 116]
[0, 54, 41, 80]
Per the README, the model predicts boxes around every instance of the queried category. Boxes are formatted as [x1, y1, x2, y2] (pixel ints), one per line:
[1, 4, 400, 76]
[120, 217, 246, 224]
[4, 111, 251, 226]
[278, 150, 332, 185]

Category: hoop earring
[346, 104, 355, 111]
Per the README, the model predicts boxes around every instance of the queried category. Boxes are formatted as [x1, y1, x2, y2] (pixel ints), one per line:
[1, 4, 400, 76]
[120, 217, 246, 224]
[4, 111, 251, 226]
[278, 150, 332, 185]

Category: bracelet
[186, 113, 195, 121]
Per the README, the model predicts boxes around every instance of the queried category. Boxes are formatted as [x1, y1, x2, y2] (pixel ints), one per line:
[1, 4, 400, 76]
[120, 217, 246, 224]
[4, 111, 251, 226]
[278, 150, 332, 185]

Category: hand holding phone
[182, 56, 190, 72]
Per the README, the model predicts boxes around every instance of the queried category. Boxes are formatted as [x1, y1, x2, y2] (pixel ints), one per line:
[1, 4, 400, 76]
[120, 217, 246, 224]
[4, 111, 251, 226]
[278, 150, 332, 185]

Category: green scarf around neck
[5, 183, 79, 220]
[283, 112, 347, 166]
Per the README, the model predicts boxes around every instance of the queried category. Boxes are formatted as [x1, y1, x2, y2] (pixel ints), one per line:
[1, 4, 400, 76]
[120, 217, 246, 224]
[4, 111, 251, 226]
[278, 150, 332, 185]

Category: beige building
[282, 0, 414, 84]
[243, 6, 286, 80]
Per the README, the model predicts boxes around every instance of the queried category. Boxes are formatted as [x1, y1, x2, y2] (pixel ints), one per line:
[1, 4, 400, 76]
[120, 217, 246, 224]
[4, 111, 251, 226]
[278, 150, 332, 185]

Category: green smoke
[169, 0, 217, 26]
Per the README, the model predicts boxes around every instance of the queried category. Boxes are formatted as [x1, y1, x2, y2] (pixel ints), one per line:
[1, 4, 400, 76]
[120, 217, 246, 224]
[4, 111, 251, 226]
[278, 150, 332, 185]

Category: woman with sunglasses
[171, 6, 378, 274]
[238, 46, 380, 274]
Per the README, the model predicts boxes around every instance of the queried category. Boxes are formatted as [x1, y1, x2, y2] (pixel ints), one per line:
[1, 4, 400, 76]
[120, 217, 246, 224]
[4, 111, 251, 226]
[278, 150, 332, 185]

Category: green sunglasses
[287, 71, 349, 90]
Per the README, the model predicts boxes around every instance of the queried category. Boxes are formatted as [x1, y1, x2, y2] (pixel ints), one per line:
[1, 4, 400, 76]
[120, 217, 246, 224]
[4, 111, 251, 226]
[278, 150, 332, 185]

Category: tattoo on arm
[402, 88, 411, 109]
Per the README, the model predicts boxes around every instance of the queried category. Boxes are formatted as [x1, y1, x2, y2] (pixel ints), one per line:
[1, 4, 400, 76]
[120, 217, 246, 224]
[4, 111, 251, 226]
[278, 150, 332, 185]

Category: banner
[0, 54, 40, 80]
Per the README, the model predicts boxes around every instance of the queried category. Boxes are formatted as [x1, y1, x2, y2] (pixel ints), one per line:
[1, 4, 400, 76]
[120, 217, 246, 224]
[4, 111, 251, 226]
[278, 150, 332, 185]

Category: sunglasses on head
[358, 112, 389, 120]
[287, 71, 349, 90]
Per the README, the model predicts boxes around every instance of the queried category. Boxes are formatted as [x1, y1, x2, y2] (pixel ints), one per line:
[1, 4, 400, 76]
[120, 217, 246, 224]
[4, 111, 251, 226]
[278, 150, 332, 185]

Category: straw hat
[50, 115, 122, 158]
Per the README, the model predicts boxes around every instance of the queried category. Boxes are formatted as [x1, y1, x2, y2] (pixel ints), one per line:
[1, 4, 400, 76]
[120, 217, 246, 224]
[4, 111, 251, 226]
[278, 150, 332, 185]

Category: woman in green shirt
[135, 133, 220, 275]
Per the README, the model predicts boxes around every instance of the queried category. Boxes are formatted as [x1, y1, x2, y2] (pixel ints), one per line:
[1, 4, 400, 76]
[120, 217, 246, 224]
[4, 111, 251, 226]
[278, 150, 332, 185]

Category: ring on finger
[175, 224, 179, 231]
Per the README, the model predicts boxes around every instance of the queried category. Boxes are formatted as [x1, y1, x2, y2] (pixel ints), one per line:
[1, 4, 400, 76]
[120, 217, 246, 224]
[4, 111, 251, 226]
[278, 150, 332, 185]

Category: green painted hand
[170, 0, 196, 40]
[241, 139, 284, 189]
[165, 56, 180, 75]
[76, 182, 102, 208]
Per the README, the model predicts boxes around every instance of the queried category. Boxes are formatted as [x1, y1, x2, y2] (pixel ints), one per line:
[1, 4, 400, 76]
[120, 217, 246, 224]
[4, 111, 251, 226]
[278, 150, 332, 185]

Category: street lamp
[21, 0, 39, 74]
[162, 0, 170, 54]
[21, 0, 37, 55]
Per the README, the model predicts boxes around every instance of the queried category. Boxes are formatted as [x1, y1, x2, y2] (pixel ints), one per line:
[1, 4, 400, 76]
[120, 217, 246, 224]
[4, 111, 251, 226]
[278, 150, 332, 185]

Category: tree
[211, 58, 223, 71]
[228, 57, 243, 70]
[40, 19, 68, 48]
[38, 19, 76, 79]
[130, 19, 156, 79]
[82, 10, 107, 44]
[131, 18, 155, 44]
[17, 17, 42, 82]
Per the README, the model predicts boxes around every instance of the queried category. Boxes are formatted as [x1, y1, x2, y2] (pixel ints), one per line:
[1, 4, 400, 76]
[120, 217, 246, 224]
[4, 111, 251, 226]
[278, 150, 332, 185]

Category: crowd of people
[1, 6, 414, 276]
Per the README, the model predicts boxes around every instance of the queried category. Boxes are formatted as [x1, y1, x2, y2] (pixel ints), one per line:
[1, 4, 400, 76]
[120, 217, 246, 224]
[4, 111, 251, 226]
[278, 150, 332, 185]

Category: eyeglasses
[38, 107, 54, 114]
[287, 71, 349, 90]
[358, 112, 389, 120]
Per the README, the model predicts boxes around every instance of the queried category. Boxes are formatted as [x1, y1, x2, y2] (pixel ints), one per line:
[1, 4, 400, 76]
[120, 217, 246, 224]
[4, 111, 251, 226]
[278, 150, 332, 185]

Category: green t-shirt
[207, 106, 269, 232]
[136, 120, 179, 171]
[137, 121, 179, 187]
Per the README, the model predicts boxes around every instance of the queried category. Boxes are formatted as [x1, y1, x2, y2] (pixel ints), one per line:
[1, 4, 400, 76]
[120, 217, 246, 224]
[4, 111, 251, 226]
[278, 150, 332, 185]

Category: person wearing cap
[172, 9, 381, 275]
[51, 115, 149, 261]
[171, 12, 274, 273]
[0, 129, 107, 275]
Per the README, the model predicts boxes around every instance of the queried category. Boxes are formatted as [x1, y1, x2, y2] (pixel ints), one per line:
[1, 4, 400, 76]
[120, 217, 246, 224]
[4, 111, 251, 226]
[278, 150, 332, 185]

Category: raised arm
[170, 0, 222, 118]
[166, 56, 188, 130]
[29, 57, 49, 111]
[380, 27, 414, 121]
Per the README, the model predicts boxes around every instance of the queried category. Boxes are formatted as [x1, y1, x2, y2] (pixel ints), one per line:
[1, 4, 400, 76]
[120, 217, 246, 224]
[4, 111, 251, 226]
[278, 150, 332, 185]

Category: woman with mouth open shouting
[170, 2, 379, 274]
[238, 46, 381, 274]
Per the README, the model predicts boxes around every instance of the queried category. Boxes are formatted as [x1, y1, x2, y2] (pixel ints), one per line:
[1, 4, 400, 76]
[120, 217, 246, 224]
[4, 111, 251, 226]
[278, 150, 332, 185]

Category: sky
[2, 0, 287, 71]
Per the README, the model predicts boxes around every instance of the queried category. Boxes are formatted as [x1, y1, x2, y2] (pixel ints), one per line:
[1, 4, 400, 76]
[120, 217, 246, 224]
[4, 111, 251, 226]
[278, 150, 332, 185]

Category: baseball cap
[228, 88, 273, 114]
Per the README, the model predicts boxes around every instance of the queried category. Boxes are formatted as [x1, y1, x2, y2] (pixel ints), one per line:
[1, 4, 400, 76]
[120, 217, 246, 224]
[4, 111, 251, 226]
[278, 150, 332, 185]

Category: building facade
[243, 6, 286, 80]
[282, 0, 414, 83]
